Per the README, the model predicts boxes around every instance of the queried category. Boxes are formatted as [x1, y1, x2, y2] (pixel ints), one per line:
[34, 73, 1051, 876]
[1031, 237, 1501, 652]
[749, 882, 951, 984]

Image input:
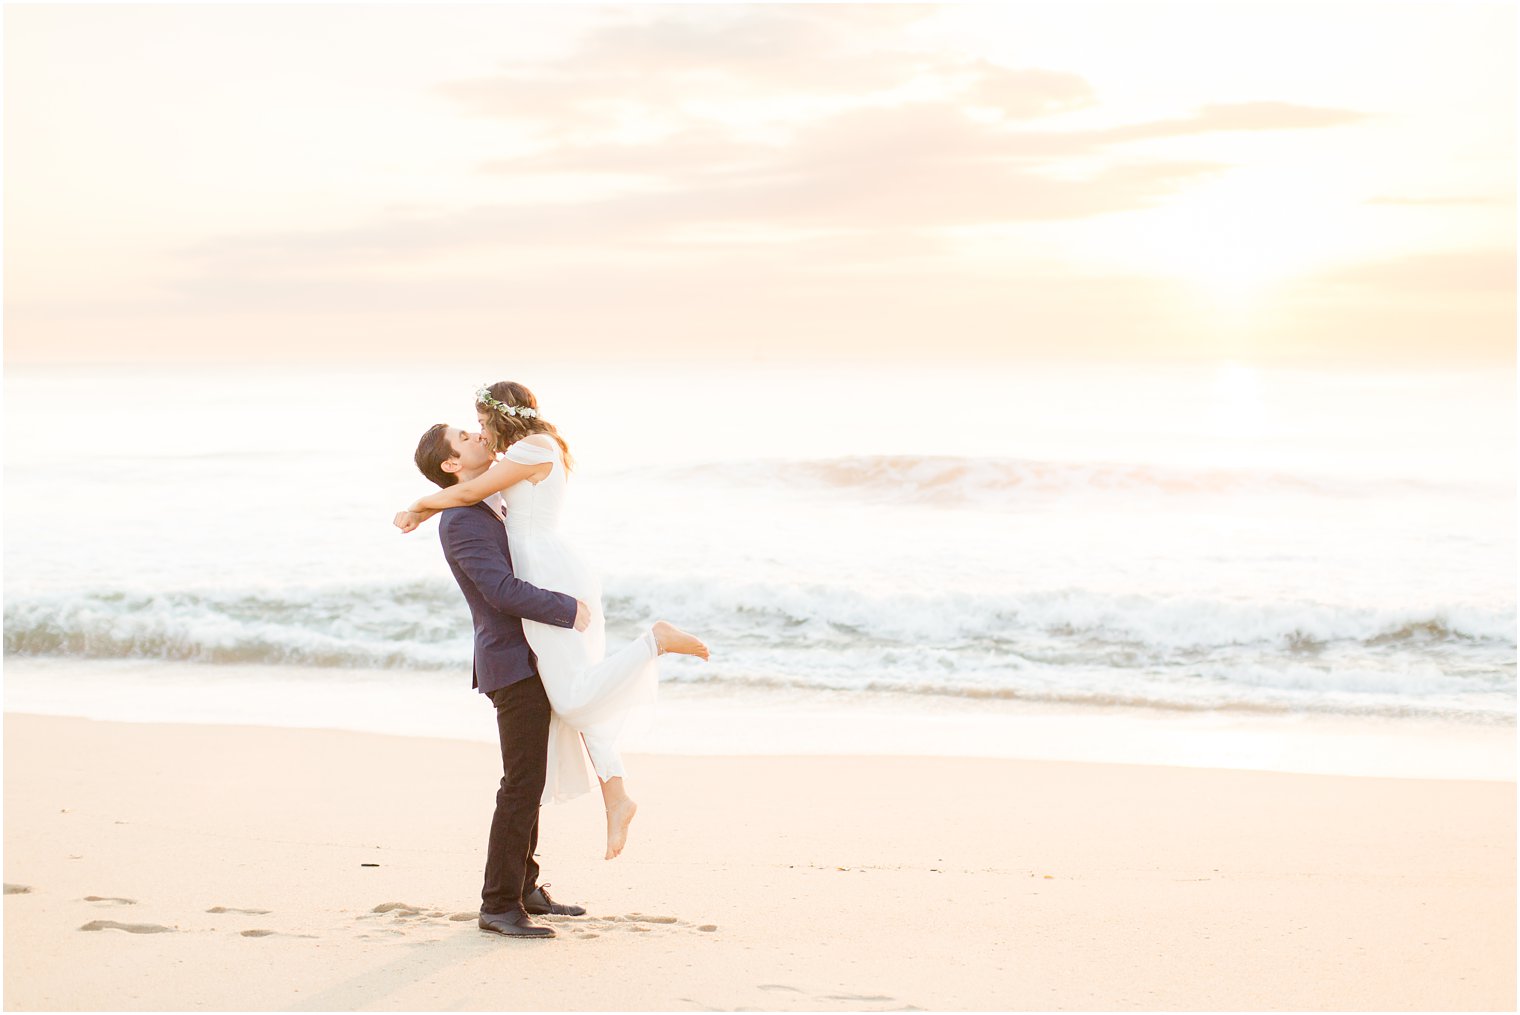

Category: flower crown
[476, 384, 539, 420]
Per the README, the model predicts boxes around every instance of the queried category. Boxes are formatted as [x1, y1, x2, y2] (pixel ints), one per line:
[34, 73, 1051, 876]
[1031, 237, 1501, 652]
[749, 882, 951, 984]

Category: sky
[4, 2, 1515, 365]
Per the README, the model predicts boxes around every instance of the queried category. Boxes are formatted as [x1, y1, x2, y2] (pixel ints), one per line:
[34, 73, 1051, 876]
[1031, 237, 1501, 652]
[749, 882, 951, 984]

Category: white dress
[497, 436, 659, 804]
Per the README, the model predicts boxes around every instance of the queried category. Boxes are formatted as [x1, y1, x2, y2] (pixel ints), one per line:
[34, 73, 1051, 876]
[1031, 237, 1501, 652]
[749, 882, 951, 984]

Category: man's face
[443, 427, 494, 476]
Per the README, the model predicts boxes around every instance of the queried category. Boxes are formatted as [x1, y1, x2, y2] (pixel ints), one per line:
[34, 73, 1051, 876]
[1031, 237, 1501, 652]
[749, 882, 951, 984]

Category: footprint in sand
[206, 906, 272, 915]
[448, 912, 476, 922]
[4, 884, 32, 895]
[83, 896, 136, 905]
[758, 984, 910, 1008]
[571, 914, 716, 937]
[239, 929, 319, 939]
[370, 902, 426, 917]
[79, 920, 174, 934]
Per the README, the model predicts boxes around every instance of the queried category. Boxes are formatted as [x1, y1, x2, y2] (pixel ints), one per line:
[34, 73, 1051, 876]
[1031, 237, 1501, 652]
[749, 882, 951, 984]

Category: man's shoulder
[437, 503, 488, 535]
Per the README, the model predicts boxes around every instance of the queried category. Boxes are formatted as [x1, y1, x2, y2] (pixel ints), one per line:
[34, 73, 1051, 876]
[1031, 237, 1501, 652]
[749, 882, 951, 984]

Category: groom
[413, 423, 590, 940]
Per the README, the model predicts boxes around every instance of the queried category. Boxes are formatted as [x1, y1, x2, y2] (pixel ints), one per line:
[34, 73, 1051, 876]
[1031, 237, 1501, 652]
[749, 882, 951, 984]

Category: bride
[394, 380, 709, 859]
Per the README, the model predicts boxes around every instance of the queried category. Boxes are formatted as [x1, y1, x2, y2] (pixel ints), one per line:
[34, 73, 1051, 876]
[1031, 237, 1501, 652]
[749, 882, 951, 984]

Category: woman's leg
[557, 630, 659, 718]
[652, 620, 710, 659]
[553, 622, 710, 858]
[581, 730, 637, 859]
[598, 773, 638, 861]
[554, 623, 708, 724]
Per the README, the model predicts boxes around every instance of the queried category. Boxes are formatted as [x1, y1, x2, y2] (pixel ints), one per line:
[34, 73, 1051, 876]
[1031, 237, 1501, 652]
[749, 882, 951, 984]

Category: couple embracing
[396, 380, 709, 939]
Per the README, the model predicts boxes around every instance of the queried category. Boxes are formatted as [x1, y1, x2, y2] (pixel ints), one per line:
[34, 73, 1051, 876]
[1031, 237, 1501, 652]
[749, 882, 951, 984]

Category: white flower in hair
[476, 384, 539, 420]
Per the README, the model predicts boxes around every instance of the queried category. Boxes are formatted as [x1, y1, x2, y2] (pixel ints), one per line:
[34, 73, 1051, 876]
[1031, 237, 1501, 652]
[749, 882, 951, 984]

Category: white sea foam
[5, 578, 1512, 720]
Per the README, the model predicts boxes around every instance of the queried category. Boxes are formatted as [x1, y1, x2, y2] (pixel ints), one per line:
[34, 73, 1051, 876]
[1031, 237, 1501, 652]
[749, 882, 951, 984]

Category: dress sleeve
[503, 438, 557, 466]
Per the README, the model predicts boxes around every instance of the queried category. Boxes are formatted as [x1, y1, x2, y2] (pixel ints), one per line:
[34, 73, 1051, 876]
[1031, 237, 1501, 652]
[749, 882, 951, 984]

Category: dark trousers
[481, 674, 551, 916]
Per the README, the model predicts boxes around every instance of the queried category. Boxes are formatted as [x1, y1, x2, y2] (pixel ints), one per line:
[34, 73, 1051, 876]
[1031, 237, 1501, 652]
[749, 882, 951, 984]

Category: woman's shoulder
[504, 433, 560, 464]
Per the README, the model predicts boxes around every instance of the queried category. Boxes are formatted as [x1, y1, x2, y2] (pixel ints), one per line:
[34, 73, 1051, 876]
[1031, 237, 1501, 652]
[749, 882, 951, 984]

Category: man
[412, 423, 591, 940]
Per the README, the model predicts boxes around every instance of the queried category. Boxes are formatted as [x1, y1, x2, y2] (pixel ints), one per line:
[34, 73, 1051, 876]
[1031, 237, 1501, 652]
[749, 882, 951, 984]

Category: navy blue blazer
[437, 501, 578, 696]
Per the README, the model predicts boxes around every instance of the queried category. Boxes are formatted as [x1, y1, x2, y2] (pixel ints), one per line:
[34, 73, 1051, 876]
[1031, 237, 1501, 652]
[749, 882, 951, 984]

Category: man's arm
[442, 513, 581, 629]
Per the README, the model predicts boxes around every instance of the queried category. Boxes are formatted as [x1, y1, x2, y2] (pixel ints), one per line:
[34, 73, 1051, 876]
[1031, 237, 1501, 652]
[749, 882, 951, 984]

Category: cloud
[479, 97, 1368, 185]
[1309, 249, 1516, 293]
[182, 151, 1224, 273]
[569, 5, 933, 78]
[478, 125, 759, 179]
[1366, 195, 1505, 206]
[435, 3, 1370, 254]
[446, 95, 1365, 245]
[184, 91, 1371, 277]
[1092, 101, 1371, 143]
[436, 0, 1367, 154]
[962, 62, 1097, 118]
[437, 6, 952, 133]
[165, 6, 1377, 341]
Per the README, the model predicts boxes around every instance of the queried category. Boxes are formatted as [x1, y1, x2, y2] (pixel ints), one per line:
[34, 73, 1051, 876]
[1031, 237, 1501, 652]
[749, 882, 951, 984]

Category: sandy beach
[3, 711, 1513, 1011]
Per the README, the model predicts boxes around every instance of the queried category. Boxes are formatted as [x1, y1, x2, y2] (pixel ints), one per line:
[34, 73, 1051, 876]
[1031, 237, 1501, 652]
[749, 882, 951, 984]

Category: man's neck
[458, 465, 491, 485]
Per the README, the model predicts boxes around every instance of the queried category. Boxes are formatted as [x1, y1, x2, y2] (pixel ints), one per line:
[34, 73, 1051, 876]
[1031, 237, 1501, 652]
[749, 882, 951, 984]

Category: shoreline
[4, 657, 1515, 782]
[4, 712, 1513, 1011]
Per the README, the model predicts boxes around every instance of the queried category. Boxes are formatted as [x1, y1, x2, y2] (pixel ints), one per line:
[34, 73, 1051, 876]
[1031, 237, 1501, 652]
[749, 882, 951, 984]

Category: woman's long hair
[475, 380, 574, 469]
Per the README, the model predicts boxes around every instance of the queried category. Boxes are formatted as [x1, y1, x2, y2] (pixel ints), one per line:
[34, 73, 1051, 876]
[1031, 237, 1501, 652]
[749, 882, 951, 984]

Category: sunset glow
[4, 3, 1514, 365]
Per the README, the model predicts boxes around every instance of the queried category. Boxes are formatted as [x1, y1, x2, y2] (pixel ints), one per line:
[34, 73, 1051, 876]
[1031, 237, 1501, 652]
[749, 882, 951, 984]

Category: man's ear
[441, 457, 461, 475]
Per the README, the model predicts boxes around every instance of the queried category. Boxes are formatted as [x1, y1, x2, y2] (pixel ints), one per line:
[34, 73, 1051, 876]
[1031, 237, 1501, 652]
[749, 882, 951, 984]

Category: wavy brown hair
[475, 380, 574, 469]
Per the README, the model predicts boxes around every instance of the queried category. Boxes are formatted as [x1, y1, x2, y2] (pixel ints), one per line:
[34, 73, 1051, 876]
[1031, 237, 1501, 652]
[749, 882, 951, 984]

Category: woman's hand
[394, 509, 423, 533]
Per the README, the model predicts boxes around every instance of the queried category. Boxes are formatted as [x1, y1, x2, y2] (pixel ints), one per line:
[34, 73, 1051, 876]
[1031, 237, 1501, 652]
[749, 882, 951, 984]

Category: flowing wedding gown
[494, 436, 659, 803]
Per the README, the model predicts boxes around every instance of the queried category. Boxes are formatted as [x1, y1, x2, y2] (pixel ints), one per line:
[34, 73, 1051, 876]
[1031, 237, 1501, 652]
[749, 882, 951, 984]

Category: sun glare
[1128, 173, 1345, 307]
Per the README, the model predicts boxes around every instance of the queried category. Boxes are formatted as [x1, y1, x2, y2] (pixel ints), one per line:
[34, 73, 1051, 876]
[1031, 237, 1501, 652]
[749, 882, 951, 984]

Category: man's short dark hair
[414, 423, 459, 488]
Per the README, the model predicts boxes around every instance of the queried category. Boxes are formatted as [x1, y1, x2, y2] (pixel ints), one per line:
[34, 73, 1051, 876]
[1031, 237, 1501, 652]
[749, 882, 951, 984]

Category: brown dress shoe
[524, 884, 586, 916]
[478, 910, 555, 938]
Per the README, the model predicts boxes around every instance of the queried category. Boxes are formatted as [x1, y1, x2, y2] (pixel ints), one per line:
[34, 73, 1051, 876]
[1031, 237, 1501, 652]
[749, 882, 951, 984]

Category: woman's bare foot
[653, 621, 710, 660]
[605, 797, 638, 860]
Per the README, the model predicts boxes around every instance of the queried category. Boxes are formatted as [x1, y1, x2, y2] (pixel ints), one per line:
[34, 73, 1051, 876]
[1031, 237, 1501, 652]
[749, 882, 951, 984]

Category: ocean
[4, 359, 1515, 748]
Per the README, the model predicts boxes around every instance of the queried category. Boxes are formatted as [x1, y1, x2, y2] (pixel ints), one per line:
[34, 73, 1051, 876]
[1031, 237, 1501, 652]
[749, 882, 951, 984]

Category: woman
[395, 381, 709, 860]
